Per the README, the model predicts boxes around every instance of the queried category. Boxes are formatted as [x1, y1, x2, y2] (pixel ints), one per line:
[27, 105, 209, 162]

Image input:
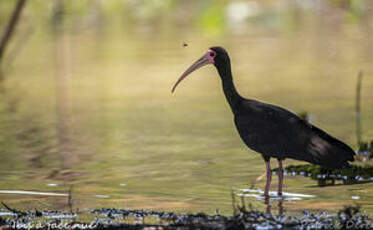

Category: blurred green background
[0, 0, 372, 215]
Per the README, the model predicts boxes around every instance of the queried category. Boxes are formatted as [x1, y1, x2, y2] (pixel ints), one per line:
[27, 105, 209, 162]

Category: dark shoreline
[0, 204, 371, 230]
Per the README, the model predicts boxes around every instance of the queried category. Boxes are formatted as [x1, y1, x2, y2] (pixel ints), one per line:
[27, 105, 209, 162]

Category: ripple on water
[0, 190, 67, 197]
[235, 188, 316, 201]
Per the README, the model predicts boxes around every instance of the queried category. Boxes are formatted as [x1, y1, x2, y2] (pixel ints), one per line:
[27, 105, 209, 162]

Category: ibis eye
[210, 53, 214, 57]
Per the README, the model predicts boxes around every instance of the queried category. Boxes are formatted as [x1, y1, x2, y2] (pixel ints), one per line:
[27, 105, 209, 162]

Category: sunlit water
[0, 0, 372, 216]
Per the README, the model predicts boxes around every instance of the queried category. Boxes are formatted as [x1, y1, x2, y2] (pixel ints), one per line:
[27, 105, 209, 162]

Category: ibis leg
[278, 159, 284, 196]
[264, 159, 271, 197]
[278, 200, 284, 215]
[264, 196, 271, 214]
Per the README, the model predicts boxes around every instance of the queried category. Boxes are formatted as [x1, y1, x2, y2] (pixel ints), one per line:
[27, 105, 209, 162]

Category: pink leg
[264, 160, 272, 197]
[278, 159, 284, 196]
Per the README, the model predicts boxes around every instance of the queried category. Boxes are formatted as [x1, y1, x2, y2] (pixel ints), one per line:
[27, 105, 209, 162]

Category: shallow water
[0, 0, 373, 216]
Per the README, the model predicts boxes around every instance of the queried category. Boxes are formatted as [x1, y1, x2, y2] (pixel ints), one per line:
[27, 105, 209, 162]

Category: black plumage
[234, 99, 354, 169]
[172, 46, 355, 196]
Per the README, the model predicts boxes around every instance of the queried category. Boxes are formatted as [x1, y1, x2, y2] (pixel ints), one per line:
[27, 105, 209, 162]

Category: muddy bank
[0, 204, 371, 230]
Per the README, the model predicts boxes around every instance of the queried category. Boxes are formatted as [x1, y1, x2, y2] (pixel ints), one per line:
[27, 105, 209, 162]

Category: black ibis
[171, 47, 355, 197]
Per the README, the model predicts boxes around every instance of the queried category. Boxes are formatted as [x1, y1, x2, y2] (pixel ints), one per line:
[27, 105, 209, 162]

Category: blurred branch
[1, 202, 27, 216]
[0, 0, 27, 64]
[5, 25, 34, 69]
[52, 0, 65, 31]
[355, 71, 363, 146]
[51, 0, 77, 173]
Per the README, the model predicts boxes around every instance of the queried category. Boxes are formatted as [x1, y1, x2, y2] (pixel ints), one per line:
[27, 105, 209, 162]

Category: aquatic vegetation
[272, 164, 373, 186]
[297, 111, 310, 122]
[357, 141, 373, 159]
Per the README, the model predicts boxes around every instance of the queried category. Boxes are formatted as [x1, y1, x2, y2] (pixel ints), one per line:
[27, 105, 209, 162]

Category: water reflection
[234, 188, 317, 215]
[264, 196, 284, 215]
[52, 0, 76, 179]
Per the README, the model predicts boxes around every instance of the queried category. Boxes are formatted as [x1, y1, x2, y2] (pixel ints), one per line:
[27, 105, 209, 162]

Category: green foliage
[197, 2, 226, 35]
[346, 0, 364, 24]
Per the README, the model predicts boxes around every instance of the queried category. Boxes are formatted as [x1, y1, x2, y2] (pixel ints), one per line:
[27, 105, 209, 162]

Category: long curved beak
[171, 52, 213, 93]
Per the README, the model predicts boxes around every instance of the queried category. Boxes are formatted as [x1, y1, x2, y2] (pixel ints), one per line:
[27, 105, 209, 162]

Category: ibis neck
[216, 63, 242, 113]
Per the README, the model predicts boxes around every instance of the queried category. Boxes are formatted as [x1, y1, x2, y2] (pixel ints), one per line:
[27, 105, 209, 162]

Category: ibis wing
[234, 100, 355, 168]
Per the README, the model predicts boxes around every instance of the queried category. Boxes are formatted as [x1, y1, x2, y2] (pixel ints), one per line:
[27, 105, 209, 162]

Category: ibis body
[172, 47, 355, 196]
